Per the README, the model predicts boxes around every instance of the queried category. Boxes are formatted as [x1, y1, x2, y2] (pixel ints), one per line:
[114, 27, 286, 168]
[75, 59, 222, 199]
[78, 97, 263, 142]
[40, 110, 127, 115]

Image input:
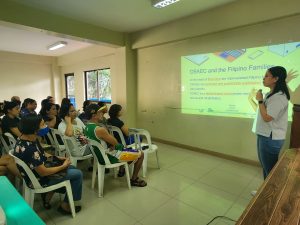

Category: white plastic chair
[0, 134, 11, 154]
[49, 128, 66, 157]
[9, 150, 76, 218]
[88, 139, 131, 197]
[4, 132, 16, 150]
[107, 125, 127, 147]
[107, 126, 159, 177]
[129, 128, 159, 178]
[106, 125, 136, 175]
[61, 135, 93, 167]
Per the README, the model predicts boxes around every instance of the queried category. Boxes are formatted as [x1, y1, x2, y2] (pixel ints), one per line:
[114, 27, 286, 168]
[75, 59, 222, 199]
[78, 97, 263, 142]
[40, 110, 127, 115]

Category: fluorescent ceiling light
[152, 0, 180, 8]
[47, 41, 67, 51]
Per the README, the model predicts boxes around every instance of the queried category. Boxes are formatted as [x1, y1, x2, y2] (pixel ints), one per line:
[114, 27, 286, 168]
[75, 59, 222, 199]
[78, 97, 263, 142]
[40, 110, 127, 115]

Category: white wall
[57, 45, 137, 126]
[0, 51, 58, 111]
[134, 2, 300, 161]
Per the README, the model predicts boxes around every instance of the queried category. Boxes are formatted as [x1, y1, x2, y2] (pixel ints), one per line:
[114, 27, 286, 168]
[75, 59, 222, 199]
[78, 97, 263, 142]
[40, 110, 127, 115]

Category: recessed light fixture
[152, 0, 180, 8]
[47, 41, 67, 51]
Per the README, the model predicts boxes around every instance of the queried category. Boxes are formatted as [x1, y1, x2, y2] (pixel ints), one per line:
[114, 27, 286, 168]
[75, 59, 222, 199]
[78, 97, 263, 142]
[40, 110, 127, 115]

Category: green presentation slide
[181, 41, 300, 120]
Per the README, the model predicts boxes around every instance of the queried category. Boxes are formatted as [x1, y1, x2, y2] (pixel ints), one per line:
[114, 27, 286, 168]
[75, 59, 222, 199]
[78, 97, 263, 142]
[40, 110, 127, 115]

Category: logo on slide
[214, 49, 246, 62]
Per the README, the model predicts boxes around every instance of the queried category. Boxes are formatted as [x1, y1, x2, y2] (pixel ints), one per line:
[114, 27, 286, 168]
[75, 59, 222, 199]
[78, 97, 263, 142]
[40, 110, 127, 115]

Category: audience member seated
[41, 98, 50, 109]
[11, 96, 21, 106]
[13, 115, 82, 214]
[78, 100, 91, 124]
[61, 98, 71, 108]
[0, 154, 21, 183]
[40, 102, 61, 129]
[55, 104, 61, 115]
[1, 101, 21, 141]
[20, 98, 37, 117]
[58, 103, 91, 156]
[0, 102, 4, 118]
[85, 104, 147, 187]
[97, 101, 109, 126]
[47, 96, 55, 104]
[107, 104, 135, 145]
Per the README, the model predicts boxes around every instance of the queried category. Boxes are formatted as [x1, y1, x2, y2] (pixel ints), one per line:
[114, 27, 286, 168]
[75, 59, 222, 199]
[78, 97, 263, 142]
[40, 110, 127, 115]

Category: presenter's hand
[286, 69, 299, 83]
[256, 90, 263, 101]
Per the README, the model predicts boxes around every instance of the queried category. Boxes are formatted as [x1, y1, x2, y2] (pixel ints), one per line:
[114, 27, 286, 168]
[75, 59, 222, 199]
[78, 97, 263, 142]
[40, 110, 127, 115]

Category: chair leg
[91, 158, 97, 189]
[98, 166, 105, 198]
[65, 183, 76, 218]
[15, 177, 22, 193]
[142, 152, 148, 178]
[113, 168, 118, 178]
[29, 191, 35, 208]
[129, 163, 134, 177]
[155, 150, 160, 169]
[124, 164, 131, 190]
[24, 186, 34, 207]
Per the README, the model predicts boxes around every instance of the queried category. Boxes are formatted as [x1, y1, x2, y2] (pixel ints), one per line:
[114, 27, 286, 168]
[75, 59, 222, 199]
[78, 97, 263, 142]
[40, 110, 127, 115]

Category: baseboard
[152, 137, 260, 167]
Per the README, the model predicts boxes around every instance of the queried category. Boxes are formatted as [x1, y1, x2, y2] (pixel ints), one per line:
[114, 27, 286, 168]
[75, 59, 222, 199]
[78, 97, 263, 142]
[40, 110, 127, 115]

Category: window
[84, 68, 111, 103]
[65, 73, 76, 107]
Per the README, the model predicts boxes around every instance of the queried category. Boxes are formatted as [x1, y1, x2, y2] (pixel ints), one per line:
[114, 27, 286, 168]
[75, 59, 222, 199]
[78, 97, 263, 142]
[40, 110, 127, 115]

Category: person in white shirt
[249, 66, 290, 180]
[58, 103, 91, 157]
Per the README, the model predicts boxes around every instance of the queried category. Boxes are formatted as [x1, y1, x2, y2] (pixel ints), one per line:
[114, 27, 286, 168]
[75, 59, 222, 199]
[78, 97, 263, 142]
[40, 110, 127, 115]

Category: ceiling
[0, 24, 92, 56]
[1, 0, 238, 56]
[10, 0, 237, 32]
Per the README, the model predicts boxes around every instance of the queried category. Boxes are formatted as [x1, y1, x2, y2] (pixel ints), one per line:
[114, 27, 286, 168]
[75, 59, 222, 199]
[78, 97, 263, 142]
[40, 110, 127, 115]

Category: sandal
[118, 167, 125, 177]
[41, 193, 51, 210]
[57, 205, 82, 215]
[130, 177, 147, 187]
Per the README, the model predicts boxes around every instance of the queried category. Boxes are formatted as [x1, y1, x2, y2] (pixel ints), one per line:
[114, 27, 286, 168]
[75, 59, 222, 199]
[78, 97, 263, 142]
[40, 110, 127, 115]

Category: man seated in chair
[84, 104, 147, 187]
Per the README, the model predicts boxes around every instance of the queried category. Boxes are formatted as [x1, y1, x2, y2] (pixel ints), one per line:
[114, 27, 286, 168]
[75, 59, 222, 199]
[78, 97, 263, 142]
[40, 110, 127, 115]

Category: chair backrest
[129, 128, 153, 149]
[50, 128, 66, 155]
[4, 132, 16, 149]
[9, 150, 42, 189]
[0, 134, 10, 154]
[46, 131, 56, 148]
[61, 135, 79, 158]
[87, 139, 111, 165]
[50, 128, 62, 145]
[106, 125, 127, 147]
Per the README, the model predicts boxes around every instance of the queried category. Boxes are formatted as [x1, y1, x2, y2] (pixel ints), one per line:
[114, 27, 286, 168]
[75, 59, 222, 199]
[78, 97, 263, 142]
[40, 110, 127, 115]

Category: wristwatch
[258, 100, 263, 104]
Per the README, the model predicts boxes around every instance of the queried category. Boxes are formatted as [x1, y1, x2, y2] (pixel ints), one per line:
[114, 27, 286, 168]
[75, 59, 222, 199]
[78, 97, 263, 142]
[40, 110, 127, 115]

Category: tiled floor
[34, 143, 263, 225]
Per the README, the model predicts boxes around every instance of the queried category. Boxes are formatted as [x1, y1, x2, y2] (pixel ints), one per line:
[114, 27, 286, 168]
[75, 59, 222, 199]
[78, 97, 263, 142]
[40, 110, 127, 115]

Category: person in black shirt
[107, 104, 135, 145]
[39, 102, 61, 129]
[78, 100, 91, 124]
[1, 101, 21, 143]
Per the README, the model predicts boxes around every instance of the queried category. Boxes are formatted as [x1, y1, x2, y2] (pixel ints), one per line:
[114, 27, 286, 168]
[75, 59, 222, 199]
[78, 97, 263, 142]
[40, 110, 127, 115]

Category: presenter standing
[249, 66, 290, 180]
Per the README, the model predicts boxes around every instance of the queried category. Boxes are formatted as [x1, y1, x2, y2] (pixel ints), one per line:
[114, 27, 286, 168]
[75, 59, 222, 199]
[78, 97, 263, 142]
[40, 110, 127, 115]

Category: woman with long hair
[39, 102, 61, 129]
[249, 66, 290, 180]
